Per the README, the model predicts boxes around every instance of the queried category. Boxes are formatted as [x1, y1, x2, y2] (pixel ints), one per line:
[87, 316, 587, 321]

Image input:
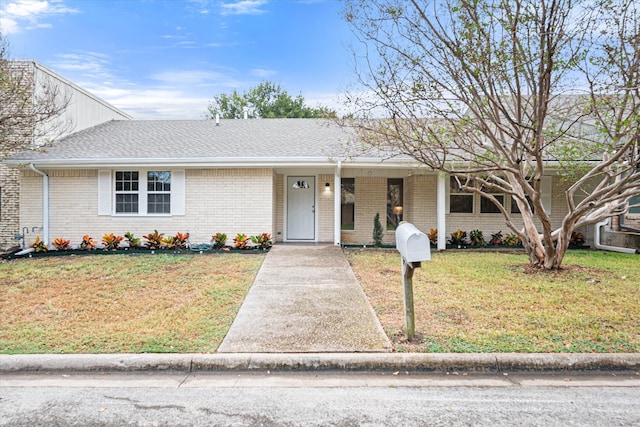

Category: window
[114, 171, 171, 215]
[630, 194, 640, 215]
[147, 171, 171, 214]
[387, 178, 403, 229]
[481, 194, 505, 213]
[115, 171, 139, 214]
[511, 195, 535, 214]
[341, 178, 355, 230]
[449, 177, 474, 213]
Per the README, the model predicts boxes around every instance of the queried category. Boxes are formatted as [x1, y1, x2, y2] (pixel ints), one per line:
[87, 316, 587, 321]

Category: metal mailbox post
[395, 222, 431, 340]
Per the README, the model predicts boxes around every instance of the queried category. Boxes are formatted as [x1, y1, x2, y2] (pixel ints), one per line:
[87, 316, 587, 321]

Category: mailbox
[395, 222, 431, 263]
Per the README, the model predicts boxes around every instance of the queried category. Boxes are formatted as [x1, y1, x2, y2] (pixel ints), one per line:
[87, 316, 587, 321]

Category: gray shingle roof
[8, 119, 357, 166]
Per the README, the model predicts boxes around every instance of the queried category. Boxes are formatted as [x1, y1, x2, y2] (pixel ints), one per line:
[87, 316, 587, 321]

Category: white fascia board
[8, 156, 569, 171]
[9, 157, 340, 169]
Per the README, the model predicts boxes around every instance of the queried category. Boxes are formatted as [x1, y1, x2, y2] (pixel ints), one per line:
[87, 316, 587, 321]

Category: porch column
[437, 172, 446, 250]
[334, 162, 342, 246]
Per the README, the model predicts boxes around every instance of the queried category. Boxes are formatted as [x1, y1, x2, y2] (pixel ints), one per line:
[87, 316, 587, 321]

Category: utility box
[395, 222, 431, 263]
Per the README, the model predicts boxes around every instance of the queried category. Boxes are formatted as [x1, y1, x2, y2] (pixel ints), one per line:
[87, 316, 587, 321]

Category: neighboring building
[0, 61, 131, 250]
[6, 118, 603, 250]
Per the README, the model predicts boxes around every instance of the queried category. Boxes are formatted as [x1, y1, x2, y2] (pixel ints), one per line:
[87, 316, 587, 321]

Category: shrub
[212, 233, 228, 249]
[30, 236, 48, 252]
[427, 228, 438, 246]
[162, 236, 176, 249]
[52, 237, 71, 251]
[469, 229, 486, 246]
[143, 230, 164, 250]
[570, 231, 585, 246]
[102, 233, 123, 251]
[80, 235, 96, 251]
[250, 232, 272, 250]
[504, 233, 522, 246]
[489, 231, 504, 245]
[448, 229, 468, 246]
[234, 233, 249, 249]
[124, 232, 141, 249]
[174, 232, 190, 249]
[372, 213, 384, 247]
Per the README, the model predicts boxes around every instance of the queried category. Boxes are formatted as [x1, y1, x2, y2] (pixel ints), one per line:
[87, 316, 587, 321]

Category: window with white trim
[480, 194, 505, 213]
[511, 195, 534, 214]
[147, 171, 171, 214]
[449, 177, 474, 213]
[115, 171, 139, 214]
[110, 170, 175, 215]
[341, 178, 355, 230]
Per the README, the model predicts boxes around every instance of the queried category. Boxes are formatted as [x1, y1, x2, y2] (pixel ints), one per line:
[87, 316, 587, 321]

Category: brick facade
[338, 172, 575, 246]
[19, 168, 275, 247]
[1, 62, 35, 250]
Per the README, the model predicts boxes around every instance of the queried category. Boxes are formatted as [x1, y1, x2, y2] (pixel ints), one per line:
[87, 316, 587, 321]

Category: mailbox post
[395, 222, 431, 340]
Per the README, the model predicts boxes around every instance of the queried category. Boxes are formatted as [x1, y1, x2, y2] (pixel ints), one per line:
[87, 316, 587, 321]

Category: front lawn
[0, 253, 264, 354]
[347, 250, 640, 353]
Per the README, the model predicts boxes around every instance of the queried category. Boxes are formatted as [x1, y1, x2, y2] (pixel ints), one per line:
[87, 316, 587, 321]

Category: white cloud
[250, 68, 276, 78]
[0, 17, 19, 33]
[150, 69, 242, 88]
[0, 0, 79, 34]
[51, 51, 113, 80]
[221, 0, 268, 16]
[50, 54, 251, 119]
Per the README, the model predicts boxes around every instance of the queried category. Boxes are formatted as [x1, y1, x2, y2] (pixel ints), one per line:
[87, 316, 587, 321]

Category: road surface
[1, 371, 639, 426]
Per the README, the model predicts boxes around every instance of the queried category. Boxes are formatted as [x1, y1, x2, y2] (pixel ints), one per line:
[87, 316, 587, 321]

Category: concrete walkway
[217, 245, 392, 353]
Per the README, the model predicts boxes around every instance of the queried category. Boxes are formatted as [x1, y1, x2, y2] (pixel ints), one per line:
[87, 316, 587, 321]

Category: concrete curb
[1, 353, 639, 373]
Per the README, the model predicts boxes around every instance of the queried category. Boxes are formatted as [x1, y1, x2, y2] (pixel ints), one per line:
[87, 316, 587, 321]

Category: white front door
[287, 176, 315, 240]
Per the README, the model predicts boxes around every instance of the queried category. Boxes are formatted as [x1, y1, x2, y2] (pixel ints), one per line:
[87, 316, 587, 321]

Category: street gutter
[1, 353, 639, 374]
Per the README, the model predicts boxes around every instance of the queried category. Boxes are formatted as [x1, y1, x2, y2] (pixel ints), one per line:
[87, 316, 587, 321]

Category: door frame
[284, 175, 318, 241]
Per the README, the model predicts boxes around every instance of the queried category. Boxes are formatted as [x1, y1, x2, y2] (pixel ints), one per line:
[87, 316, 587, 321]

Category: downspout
[334, 161, 342, 246]
[29, 164, 49, 245]
[436, 173, 447, 251]
[593, 218, 636, 254]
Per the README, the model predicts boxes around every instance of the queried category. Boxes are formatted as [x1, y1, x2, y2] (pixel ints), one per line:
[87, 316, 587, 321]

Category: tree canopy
[342, 0, 640, 269]
[205, 81, 335, 119]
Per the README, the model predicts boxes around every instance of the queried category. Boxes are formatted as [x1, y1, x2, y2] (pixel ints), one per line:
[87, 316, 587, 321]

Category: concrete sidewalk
[217, 244, 392, 353]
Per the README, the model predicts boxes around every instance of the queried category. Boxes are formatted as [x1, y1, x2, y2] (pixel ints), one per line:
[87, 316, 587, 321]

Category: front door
[287, 176, 315, 240]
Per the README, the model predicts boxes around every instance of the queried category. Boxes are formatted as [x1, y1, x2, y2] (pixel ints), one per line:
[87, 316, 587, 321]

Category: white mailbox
[395, 222, 431, 263]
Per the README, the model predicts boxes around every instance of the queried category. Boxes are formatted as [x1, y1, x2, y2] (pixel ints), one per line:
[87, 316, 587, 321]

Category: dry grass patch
[0, 253, 264, 354]
[347, 249, 640, 353]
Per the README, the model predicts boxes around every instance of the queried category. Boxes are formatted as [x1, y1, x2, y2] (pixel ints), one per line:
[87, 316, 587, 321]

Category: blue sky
[1, 0, 355, 119]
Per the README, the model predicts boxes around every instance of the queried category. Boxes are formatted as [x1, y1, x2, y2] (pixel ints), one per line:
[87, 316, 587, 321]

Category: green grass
[347, 249, 640, 353]
[0, 253, 264, 354]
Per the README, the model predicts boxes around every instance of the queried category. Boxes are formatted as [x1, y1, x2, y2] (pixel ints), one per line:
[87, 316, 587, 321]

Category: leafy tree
[206, 81, 335, 119]
[342, 0, 640, 269]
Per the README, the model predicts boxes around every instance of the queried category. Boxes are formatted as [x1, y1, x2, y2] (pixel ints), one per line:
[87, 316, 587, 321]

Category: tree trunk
[519, 208, 571, 270]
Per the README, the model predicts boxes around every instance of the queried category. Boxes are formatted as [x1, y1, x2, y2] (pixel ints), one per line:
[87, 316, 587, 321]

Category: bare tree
[0, 32, 71, 160]
[342, 0, 640, 269]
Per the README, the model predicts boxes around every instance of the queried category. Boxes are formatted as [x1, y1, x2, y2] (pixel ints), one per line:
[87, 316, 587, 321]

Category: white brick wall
[18, 167, 578, 248]
[19, 168, 274, 247]
[317, 174, 335, 242]
[340, 173, 573, 246]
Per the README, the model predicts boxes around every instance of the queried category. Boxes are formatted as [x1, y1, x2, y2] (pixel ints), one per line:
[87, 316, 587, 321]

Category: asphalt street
[1, 371, 639, 426]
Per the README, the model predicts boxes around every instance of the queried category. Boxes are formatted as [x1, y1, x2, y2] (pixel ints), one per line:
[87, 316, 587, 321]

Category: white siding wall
[32, 62, 131, 145]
